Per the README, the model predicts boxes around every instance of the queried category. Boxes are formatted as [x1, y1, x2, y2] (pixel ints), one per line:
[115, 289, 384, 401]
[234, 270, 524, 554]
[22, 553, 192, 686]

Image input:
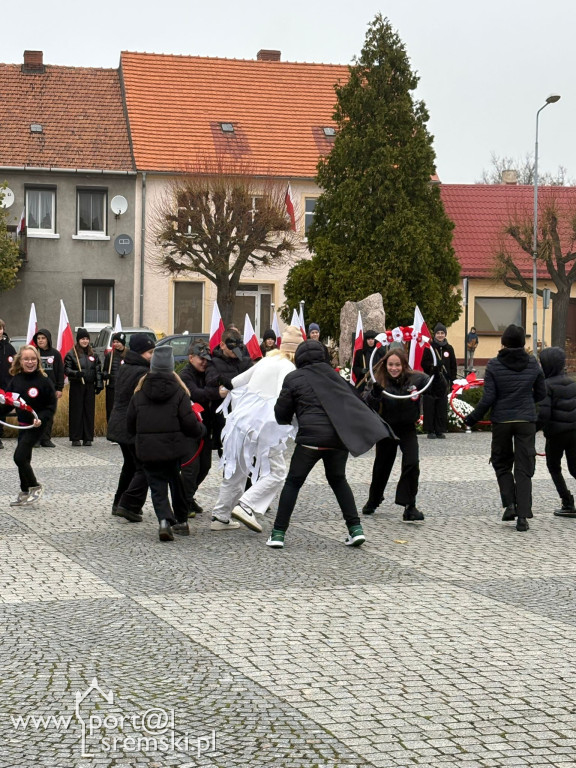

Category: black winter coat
[366, 371, 429, 429]
[10, 371, 56, 426]
[537, 347, 576, 437]
[126, 372, 205, 463]
[0, 333, 16, 389]
[179, 362, 220, 430]
[64, 346, 103, 389]
[466, 347, 546, 426]
[106, 350, 150, 444]
[422, 341, 457, 397]
[32, 329, 64, 392]
[352, 344, 378, 386]
[102, 349, 126, 389]
[205, 347, 253, 390]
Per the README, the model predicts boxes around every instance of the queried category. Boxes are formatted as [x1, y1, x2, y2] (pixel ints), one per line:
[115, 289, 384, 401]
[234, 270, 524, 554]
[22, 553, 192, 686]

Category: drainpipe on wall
[139, 172, 146, 326]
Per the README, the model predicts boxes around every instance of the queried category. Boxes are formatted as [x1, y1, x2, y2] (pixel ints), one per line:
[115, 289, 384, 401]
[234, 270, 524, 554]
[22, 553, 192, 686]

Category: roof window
[30, 123, 43, 133]
[220, 122, 235, 134]
[322, 126, 336, 138]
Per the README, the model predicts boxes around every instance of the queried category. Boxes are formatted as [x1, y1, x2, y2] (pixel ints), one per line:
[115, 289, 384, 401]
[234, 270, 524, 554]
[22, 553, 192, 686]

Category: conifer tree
[284, 14, 461, 335]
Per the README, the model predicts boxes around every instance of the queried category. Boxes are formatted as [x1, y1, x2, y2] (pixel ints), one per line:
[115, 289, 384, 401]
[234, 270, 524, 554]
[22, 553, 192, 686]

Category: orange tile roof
[0, 63, 133, 171]
[120, 52, 349, 176]
[440, 183, 576, 279]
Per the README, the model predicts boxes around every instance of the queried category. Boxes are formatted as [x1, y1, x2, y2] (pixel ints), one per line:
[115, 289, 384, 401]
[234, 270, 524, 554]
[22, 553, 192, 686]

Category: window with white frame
[26, 188, 56, 234]
[83, 282, 113, 325]
[304, 197, 317, 236]
[474, 297, 525, 333]
[77, 189, 107, 235]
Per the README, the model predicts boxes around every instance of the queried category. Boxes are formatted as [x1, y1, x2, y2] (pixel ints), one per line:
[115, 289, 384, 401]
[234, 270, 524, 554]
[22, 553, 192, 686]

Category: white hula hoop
[368, 337, 435, 400]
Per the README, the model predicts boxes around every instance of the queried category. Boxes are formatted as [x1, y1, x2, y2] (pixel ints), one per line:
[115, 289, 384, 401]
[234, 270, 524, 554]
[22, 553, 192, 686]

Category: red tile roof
[440, 183, 576, 279]
[0, 63, 133, 171]
[120, 52, 349, 176]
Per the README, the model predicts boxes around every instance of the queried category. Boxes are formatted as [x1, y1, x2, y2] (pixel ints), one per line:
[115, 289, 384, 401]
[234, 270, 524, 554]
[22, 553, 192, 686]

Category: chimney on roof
[501, 169, 519, 185]
[257, 50, 281, 62]
[22, 50, 45, 74]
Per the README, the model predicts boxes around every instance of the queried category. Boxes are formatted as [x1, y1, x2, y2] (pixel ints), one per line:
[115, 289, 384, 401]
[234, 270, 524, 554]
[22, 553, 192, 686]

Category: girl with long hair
[64, 328, 103, 446]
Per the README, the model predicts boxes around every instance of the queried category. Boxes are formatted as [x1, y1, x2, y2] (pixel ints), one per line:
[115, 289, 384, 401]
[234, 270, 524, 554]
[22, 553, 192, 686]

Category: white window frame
[26, 188, 58, 238]
[73, 189, 109, 240]
[304, 197, 317, 237]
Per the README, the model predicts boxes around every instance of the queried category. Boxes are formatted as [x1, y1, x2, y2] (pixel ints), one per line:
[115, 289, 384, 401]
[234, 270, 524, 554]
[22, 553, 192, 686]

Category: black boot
[403, 504, 424, 522]
[554, 494, 576, 518]
[501, 504, 517, 521]
[172, 521, 190, 536]
[159, 519, 174, 541]
[516, 518, 529, 532]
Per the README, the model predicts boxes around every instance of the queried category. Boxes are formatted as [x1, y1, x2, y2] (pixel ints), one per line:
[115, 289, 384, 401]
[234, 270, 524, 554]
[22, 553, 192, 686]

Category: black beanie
[434, 323, 447, 334]
[76, 327, 90, 342]
[364, 330, 378, 340]
[129, 333, 155, 354]
[501, 324, 526, 349]
[262, 329, 276, 342]
[112, 332, 126, 345]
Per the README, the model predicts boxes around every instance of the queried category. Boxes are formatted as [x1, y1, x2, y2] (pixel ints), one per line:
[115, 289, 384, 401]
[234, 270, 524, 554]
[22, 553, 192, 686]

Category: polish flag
[56, 300, 75, 359]
[298, 304, 306, 338]
[272, 310, 282, 348]
[16, 208, 26, 236]
[408, 305, 431, 372]
[243, 314, 262, 360]
[209, 301, 225, 352]
[291, 308, 306, 341]
[350, 312, 364, 385]
[26, 303, 38, 344]
[285, 183, 296, 231]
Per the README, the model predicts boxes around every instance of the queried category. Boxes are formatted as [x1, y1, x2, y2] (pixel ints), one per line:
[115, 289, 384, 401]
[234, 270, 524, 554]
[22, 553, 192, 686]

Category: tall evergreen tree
[284, 15, 461, 335]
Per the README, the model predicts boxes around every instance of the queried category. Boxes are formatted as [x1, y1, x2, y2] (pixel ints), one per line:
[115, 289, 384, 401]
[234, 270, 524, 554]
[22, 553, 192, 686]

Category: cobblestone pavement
[1, 432, 576, 767]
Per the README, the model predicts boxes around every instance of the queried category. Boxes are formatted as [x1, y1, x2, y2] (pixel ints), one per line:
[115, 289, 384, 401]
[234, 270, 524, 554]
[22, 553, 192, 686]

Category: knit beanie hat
[501, 324, 526, 349]
[434, 323, 447, 334]
[150, 346, 175, 373]
[364, 330, 378, 340]
[112, 332, 126, 345]
[76, 328, 90, 342]
[308, 322, 320, 333]
[280, 325, 304, 354]
[262, 328, 277, 342]
[129, 333, 155, 354]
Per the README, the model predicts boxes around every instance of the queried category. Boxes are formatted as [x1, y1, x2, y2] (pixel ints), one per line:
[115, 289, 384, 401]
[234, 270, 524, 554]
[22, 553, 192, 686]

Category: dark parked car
[93, 326, 157, 364]
[155, 333, 210, 364]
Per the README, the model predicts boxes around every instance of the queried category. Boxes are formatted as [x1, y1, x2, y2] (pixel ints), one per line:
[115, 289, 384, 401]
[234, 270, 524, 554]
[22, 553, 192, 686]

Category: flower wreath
[368, 328, 435, 400]
[449, 373, 489, 425]
[0, 389, 39, 430]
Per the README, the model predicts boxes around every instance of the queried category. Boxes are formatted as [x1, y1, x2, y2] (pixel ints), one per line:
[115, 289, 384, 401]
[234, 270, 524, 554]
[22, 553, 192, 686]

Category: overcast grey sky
[3, 0, 572, 184]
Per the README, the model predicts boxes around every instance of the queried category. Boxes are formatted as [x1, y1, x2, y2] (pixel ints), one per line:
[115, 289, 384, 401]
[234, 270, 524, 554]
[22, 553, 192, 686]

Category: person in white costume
[210, 326, 304, 532]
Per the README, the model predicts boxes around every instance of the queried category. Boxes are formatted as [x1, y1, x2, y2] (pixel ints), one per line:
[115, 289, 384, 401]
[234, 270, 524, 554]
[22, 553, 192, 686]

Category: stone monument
[339, 293, 386, 366]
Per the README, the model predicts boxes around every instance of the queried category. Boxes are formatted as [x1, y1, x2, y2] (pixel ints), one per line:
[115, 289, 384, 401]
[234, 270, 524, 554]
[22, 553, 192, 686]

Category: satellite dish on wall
[111, 195, 128, 216]
[0, 187, 15, 208]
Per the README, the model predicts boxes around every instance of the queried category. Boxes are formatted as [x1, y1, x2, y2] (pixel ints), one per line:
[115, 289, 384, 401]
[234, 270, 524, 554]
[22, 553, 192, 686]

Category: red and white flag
[243, 314, 262, 360]
[272, 310, 282, 348]
[209, 301, 225, 352]
[285, 183, 296, 231]
[16, 208, 26, 236]
[56, 299, 74, 359]
[290, 308, 306, 340]
[408, 305, 431, 372]
[350, 312, 364, 385]
[26, 303, 38, 344]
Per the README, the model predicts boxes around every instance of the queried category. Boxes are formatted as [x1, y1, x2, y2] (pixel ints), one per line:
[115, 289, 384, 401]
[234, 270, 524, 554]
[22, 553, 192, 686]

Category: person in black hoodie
[268, 340, 395, 549]
[362, 348, 429, 520]
[421, 322, 457, 439]
[464, 324, 546, 532]
[538, 346, 576, 518]
[107, 333, 155, 522]
[64, 329, 103, 446]
[8, 345, 56, 506]
[179, 340, 220, 515]
[352, 330, 378, 391]
[0, 318, 17, 450]
[32, 328, 64, 447]
[127, 346, 205, 542]
[102, 332, 127, 421]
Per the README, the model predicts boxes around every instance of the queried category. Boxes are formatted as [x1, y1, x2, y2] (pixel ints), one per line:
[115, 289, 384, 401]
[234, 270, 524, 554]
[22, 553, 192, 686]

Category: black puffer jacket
[205, 346, 253, 390]
[179, 363, 220, 430]
[126, 372, 205, 463]
[32, 329, 64, 392]
[106, 350, 150, 444]
[466, 347, 546, 425]
[366, 371, 429, 428]
[64, 346, 103, 389]
[537, 347, 576, 437]
[0, 333, 16, 389]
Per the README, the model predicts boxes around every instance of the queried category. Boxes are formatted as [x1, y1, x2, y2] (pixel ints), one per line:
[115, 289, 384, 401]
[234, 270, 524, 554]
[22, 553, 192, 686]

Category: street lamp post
[533, 94, 560, 352]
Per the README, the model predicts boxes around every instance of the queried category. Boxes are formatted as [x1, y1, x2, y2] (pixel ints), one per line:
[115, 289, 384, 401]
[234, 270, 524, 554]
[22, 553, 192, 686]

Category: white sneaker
[28, 485, 43, 501]
[210, 518, 241, 531]
[10, 491, 31, 506]
[231, 504, 263, 532]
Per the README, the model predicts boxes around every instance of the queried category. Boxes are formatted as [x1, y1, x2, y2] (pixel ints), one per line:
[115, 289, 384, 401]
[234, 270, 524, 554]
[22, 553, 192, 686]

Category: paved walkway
[1, 432, 576, 767]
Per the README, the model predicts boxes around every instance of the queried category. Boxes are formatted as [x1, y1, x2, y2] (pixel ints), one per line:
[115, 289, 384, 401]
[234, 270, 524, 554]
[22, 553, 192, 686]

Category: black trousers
[273, 445, 359, 532]
[105, 386, 115, 422]
[116, 442, 149, 512]
[367, 428, 419, 508]
[36, 411, 54, 445]
[491, 422, 536, 517]
[180, 436, 212, 505]
[545, 431, 576, 502]
[14, 427, 40, 491]
[422, 394, 448, 435]
[68, 382, 95, 442]
[143, 460, 188, 524]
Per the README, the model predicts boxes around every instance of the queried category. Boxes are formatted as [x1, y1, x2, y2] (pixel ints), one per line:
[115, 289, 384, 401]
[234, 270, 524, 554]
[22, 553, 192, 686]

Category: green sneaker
[266, 529, 285, 549]
[345, 525, 365, 547]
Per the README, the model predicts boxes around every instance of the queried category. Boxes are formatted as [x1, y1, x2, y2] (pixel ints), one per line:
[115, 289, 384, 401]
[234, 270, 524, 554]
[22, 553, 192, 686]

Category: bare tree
[152, 160, 300, 326]
[494, 192, 576, 347]
[478, 151, 574, 186]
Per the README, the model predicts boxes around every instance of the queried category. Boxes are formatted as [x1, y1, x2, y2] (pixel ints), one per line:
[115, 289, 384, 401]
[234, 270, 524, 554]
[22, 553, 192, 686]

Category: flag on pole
[408, 305, 431, 372]
[209, 301, 225, 352]
[243, 314, 262, 360]
[285, 183, 296, 231]
[26, 303, 38, 344]
[350, 312, 364, 385]
[271, 310, 282, 348]
[290, 308, 305, 340]
[113, 314, 123, 333]
[298, 304, 306, 337]
[16, 208, 26, 236]
[56, 300, 74, 359]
